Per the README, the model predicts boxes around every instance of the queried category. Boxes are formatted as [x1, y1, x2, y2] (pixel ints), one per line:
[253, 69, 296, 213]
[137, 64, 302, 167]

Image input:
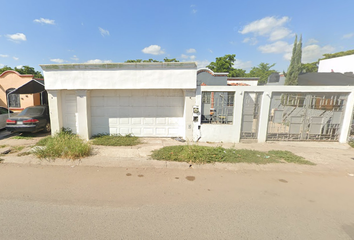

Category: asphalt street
[0, 164, 353, 239]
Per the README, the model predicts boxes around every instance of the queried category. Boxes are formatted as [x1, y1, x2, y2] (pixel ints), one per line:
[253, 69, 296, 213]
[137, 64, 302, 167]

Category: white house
[318, 54, 354, 73]
[40, 62, 197, 140]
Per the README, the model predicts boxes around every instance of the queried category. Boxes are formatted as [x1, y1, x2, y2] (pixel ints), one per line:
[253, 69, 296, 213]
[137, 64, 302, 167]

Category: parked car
[0, 107, 14, 129]
[6, 105, 50, 133]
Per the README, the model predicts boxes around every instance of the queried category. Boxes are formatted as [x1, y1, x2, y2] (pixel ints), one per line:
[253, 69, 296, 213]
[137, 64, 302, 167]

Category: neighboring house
[266, 73, 285, 85]
[227, 77, 259, 86]
[40, 62, 197, 140]
[297, 72, 354, 86]
[0, 70, 43, 111]
[318, 54, 354, 73]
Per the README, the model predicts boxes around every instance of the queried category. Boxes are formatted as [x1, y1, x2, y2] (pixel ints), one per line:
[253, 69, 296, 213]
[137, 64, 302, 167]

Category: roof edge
[40, 62, 197, 71]
[0, 70, 34, 78]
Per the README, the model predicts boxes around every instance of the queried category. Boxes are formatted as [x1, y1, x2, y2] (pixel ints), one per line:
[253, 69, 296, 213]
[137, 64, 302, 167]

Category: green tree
[0, 65, 13, 74]
[15, 66, 43, 78]
[321, 49, 354, 60]
[248, 63, 277, 84]
[0, 65, 43, 78]
[206, 54, 247, 77]
[301, 62, 318, 73]
[285, 35, 302, 85]
[163, 57, 179, 62]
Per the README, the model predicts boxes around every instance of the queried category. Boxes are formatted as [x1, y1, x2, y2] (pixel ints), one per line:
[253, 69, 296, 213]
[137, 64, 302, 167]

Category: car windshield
[18, 107, 44, 116]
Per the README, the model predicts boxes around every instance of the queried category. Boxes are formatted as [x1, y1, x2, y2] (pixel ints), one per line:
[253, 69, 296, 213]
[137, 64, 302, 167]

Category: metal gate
[267, 92, 348, 141]
[241, 92, 262, 139]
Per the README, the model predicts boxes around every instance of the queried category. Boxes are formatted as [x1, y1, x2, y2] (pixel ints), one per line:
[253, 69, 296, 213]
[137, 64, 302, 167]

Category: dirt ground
[1, 132, 354, 175]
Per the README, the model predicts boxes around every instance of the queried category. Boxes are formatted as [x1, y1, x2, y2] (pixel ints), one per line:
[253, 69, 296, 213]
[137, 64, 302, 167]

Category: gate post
[257, 91, 271, 143]
[339, 90, 354, 143]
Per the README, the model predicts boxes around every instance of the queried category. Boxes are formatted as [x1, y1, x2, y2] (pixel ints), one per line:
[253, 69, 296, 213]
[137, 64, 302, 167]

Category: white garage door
[61, 90, 78, 133]
[90, 89, 185, 137]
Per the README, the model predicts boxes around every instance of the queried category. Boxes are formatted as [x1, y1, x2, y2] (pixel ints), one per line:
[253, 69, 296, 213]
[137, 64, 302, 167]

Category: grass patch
[349, 141, 354, 148]
[151, 145, 315, 165]
[11, 146, 25, 153]
[91, 133, 141, 146]
[17, 152, 31, 157]
[12, 133, 35, 140]
[33, 129, 91, 160]
[0, 145, 7, 148]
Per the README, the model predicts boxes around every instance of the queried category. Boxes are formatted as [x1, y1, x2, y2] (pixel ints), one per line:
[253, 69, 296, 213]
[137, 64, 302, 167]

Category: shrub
[91, 133, 141, 146]
[33, 129, 91, 160]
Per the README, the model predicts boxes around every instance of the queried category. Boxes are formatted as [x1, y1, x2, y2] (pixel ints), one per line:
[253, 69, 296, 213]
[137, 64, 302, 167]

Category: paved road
[0, 164, 353, 239]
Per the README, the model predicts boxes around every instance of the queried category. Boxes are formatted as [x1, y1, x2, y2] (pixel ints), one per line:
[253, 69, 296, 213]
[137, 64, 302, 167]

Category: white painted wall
[41, 63, 197, 90]
[42, 63, 197, 140]
[198, 85, 354, 143]
[318, 54, 354, 73]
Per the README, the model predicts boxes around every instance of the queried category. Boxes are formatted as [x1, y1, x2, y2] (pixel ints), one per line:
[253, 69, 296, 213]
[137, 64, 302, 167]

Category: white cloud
[196, 60, 210, 68]
[0, 64, 4, 68]
[0, 54, 8, 58]
[181, 54, 196, 61]
[86, 59, 112, 64]
[307, 38, 319, 44]
[342, 33, 354, 39]
[142, 45, 165, 55]
[99, 27, 110, 37]
[302, 44, 335, 63]
[13, 57, 19, 61]
[186, 48, 196, 53]
[208, 49, 213, 53]
[258, 41, 292, 54]
[16, 65, 23, 69]
[242, 37, 258, 45]
[240, 16, 292, 41]
[71, 55, 79, 61]
[269, 27, 293, 41]
[181, 54, 189, 59]
[234, 59, 253, 70]
[6, 33, 27, 42]
[34, 18, 55, 25]
[50, 58, 65, 63]
[192, 9, 197, 14]
[190, 55, 196, 60]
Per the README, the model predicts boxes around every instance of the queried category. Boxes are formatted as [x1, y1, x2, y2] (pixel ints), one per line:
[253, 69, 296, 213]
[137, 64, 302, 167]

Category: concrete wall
[197, 85, 354, 143]
[42, 63, 197, 140]
[41, 63, 197, 90]
[318, 55, 354, 73]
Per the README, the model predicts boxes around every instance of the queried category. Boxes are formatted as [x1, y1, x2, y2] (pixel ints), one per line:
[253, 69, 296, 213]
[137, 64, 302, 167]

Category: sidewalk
[1, 136, 354, 174]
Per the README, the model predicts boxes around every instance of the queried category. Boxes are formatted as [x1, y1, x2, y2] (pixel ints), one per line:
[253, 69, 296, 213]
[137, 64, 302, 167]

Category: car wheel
[43, 122, 51, 133]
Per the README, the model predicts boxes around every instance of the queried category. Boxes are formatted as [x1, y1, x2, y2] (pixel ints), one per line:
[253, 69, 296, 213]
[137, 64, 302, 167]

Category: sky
[1, 0, 353, 74]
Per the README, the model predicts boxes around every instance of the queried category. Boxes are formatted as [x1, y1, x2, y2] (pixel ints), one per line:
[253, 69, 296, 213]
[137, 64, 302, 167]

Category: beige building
[0, 70, 41, 111]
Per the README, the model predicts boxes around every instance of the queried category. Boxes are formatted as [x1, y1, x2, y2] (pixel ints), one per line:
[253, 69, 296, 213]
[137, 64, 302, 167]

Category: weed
[17, 152, 31, 157]
[11, 146, 25, 153]
[349, 141, 354, 148]
[91, 133, 141, 146]
[151, 145, 314, 165]
[12, 133, 35, 140]
[0, 158, 4, 163]
[0, 145, 7, 148]
[33, 130, 91, 160]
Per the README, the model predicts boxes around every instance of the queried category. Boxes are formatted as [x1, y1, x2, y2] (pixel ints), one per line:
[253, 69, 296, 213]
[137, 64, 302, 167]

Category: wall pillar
[233, 90, 244, 143]
[76, 90, 90, 140]
[184, 89, 195, 141]
[339, 91, 354, 143]
[47, 90, 63, 136]
[257, 91, 271, 143]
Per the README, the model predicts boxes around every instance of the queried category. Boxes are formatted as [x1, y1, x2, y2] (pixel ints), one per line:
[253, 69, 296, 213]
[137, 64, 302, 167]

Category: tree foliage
[285, 35, 302, 85]
[206, 54, 247, 77]
[0, 65, 43, 78]
[321, 49, 354, 60]
[301, 62, 318, 73]
[125, 58, 180, 63]
[248, 63, 277, 84]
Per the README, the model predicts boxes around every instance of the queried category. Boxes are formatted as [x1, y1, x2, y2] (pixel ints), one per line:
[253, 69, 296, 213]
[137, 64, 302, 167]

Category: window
[201, 91, 234, 124]
[6, 88, 20, 108]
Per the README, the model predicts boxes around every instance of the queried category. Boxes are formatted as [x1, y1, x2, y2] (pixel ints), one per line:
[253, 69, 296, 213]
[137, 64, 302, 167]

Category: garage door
[61, 90, 78, 133]
[90, 89, 185, 137]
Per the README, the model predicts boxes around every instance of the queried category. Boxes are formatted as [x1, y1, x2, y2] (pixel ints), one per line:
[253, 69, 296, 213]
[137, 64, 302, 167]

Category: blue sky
[1, 0, 353, 73]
